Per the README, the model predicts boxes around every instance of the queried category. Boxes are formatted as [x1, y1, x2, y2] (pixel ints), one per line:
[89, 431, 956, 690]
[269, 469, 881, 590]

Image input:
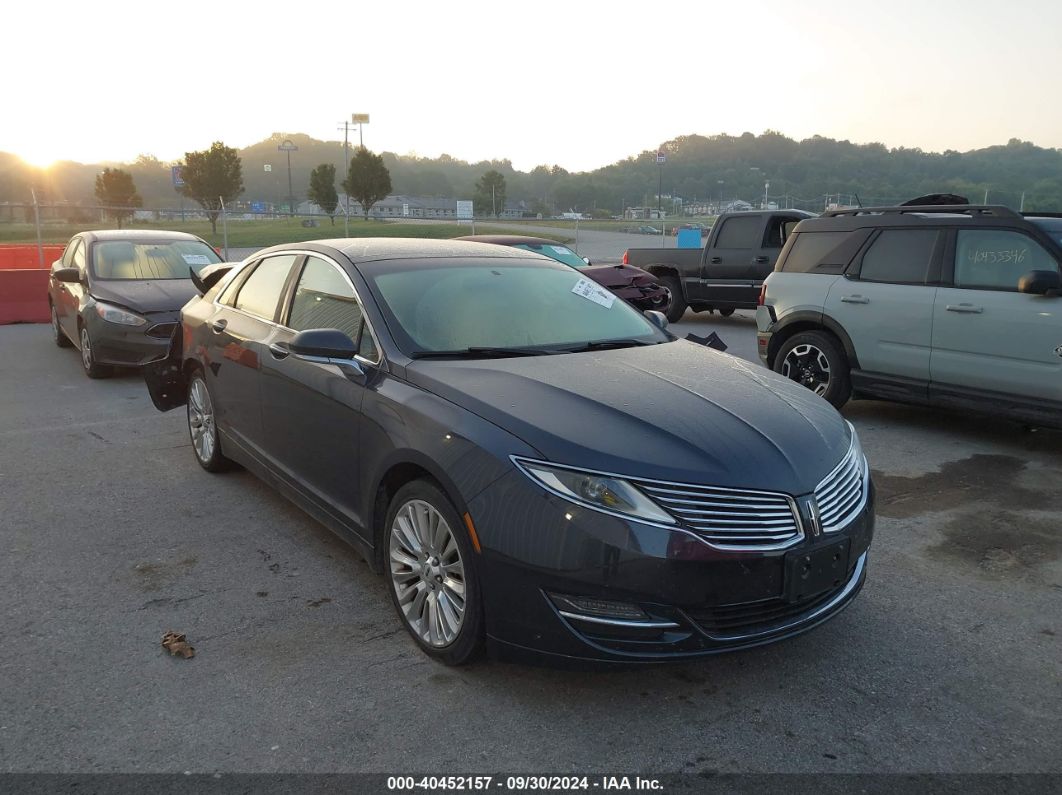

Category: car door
[930, 228, 1062, 404]
[59, 238, 88, 340]
[824, 228, 942, 390]
[259, 254, 382, 531]
[698, 214, 766, 304]
[204, 253, 301, 453]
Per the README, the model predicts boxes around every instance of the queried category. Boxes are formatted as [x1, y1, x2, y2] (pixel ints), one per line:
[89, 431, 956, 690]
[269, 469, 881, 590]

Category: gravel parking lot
[0, 311, 1059, 775]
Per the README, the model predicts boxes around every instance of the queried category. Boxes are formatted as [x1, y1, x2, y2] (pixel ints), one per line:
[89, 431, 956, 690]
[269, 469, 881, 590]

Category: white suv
[756, 204, 1062, 428]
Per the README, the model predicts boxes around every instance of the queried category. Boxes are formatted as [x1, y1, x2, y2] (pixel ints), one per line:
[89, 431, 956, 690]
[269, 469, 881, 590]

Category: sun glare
[19, 149, 58, 169]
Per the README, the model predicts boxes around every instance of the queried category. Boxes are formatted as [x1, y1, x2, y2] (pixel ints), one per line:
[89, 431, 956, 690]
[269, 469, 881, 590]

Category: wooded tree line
[6, 130, 1062, 214]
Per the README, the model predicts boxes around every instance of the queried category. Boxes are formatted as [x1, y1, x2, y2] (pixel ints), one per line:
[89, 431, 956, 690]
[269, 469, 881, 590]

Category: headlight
[95, 301, 147, 326]
[513, 458, 675, 526]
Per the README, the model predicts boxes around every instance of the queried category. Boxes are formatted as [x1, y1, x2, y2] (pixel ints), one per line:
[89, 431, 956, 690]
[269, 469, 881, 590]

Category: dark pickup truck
[623, 210, 813, 321]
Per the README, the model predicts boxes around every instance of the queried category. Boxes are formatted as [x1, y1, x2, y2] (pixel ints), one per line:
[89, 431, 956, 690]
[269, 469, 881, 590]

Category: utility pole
[341, 121, 350, 236]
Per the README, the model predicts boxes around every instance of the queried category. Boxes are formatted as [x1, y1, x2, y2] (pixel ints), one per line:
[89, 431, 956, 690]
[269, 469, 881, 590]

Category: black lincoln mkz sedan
[144, 239, 874, 665]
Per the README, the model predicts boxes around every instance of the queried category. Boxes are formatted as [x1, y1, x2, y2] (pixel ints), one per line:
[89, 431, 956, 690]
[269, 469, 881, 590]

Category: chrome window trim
[510, 455, 805, 553]
[213, 249, 383, 367]
[557, 611, 680, 630]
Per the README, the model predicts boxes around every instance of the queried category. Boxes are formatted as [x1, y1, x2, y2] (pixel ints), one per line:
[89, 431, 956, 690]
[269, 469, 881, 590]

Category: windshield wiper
[565, 338, 659, 353]
[410, 346, 565, 359]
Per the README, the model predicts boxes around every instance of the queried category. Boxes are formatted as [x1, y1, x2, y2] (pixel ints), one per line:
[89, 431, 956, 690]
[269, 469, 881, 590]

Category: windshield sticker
[551, 246, 572, 256]
[182, 254, 213, 266]
[571, 278, 615, 309]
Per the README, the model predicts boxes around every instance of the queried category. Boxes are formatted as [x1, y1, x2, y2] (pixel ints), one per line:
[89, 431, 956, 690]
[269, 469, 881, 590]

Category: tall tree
[179, 141, 244, 233]
[93, 167, 142, 229]
[475, 170, 507, 217]
[307, 163, 339, 225]
[343, 147, 392, 220]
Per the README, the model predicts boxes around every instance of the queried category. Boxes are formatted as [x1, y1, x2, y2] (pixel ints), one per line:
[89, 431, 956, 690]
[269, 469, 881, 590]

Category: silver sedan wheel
[80, 328, 93, 370]
[781, 343, 832, 396]
[188, 377, 216, 463]
[389, 499, 466, 647]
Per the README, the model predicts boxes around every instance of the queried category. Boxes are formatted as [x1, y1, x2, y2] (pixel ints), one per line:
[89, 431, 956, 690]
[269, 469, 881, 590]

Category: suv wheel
[660, 275, 686, 322]
[385, 480, 484, 665]
[774, 331, 851, 408]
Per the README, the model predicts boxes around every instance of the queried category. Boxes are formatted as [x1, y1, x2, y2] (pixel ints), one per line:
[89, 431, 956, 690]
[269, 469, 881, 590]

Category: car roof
[252, 237, 543, 265]
[454, 234, 565, 246]
[81, 229, 207, 242]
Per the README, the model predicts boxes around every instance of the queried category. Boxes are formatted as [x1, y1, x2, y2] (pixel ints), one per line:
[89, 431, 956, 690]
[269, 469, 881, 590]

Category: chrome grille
[631, 479, 801, 549]
[814, 441, 867, 532]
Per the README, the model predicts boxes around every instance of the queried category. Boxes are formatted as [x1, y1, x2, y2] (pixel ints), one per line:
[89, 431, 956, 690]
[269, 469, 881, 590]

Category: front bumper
[85, 310, 179, 367]
[468, 470, 875, 664]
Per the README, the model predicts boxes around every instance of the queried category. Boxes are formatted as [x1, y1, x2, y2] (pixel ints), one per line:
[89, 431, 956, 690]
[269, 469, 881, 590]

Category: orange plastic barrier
[0, 270, 51, 324]
[0, 245, 65, 271]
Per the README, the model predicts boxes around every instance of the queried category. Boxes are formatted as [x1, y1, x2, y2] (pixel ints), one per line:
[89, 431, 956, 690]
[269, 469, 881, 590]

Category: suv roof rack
[823, 205, 1022, 219]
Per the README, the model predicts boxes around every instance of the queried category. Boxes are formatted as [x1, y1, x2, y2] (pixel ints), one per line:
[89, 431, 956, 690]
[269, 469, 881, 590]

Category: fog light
[548, 593, 648, 621]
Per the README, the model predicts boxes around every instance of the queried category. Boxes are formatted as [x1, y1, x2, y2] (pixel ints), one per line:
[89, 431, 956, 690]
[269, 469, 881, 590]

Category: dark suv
[757, 205, 1062, 428]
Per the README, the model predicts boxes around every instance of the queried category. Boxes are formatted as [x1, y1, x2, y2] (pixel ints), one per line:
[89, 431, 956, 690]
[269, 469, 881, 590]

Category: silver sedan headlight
[512, 457, 675, 526]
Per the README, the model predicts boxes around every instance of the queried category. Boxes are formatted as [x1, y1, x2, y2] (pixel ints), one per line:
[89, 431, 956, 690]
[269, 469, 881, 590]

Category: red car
[456, 235, 672, 313]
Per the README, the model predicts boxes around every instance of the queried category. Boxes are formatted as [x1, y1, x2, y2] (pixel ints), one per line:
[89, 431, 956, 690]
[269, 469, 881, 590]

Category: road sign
[278, 140, 298, 152]
[251, 201, 266, 213]
[171, 166, 185, 188]
[656, 152, 666, 164]
[352, 113, 370, 124]
[264, 164, 272, 172]
[456, 200, 474, 219]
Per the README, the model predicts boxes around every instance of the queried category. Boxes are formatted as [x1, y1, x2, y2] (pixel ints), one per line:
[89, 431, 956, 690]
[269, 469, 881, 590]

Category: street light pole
[278, 139, 298, 218]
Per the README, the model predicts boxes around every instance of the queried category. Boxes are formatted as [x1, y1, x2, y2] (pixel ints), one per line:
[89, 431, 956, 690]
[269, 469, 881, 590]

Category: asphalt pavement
[0, 312, 1059, 775]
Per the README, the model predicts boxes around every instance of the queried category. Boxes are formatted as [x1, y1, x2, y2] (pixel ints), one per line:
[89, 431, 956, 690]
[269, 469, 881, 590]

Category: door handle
[841, 295, 870, 304]
[753, 256, 769, 264]
[946, 304, 983, 313]
[210, 319, 228, 333]
[268, 342, 290, 360]
[709, 256, 722, 264]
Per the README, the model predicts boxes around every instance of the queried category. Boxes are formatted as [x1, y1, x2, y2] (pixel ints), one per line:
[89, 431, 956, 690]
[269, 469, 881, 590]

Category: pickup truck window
[779, 232, 850, 273]
[859, 229, 938, 285]
[715, 216, 761, 249]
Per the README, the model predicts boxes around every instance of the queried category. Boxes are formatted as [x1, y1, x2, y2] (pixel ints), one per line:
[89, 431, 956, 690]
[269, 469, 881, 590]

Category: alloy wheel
[188, 377, 217, 463]
[389, 499, 467, 647]
[781, 343, 831, 395]
[80, 328, 93, 370]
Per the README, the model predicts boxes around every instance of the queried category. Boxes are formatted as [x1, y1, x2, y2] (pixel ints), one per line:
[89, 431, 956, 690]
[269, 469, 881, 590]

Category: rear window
[858, 229, 939, 285]
[714, 216, 761, 249]
[780, 232, 851, 273]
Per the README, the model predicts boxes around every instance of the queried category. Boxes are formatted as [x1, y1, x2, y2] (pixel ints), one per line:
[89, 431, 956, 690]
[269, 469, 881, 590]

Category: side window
[764, 216, 789, 248]
[858, 229, 939, 285]
[71, 240, 87, 271]
[954, 230, 1058, 291]
[61, 238, 80, 266]
[288, 257, 380, 362]
[714, 215, 761, 249]
[218, 260, 257, 306]
[780, 231, 851, 273]
[234, 255, 298, 321]
[289, 257, 363, 341]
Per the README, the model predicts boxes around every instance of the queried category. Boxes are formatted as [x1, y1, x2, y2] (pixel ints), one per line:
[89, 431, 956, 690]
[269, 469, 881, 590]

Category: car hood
[582, 263, 658, 289]
[406, 341, 851, 495]
[90, 278, 198, 314]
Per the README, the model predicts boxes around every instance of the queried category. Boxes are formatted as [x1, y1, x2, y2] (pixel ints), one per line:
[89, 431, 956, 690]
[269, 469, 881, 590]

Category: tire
[718, 307, 735, 317]
[186, 370, 233, 472]
[773, 330, 851, 409]
[660, 275, 687, 322]
[78, 323, 110, 379]
[51, 303, 72, 348]
[385, 480, 484, 666]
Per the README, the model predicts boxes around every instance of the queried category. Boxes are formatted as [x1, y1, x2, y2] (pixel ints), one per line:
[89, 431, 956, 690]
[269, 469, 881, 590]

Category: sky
[6, 0, 1062, 172]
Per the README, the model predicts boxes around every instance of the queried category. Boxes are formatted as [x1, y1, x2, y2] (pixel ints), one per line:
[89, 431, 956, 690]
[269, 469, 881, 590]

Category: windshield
[362, 260, 668, 356]
[510, 243, 587, 268]
[91, 240, 223, 280]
